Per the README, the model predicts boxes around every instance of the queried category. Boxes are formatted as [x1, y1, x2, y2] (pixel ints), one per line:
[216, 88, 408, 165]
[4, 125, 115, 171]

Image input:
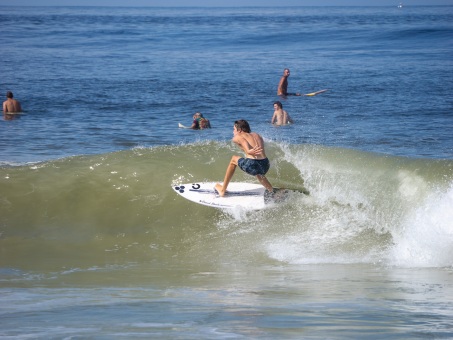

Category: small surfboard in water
[304, 89, 328, 96]
[172, 182, 306, 210]
[178, 123, 191, 129]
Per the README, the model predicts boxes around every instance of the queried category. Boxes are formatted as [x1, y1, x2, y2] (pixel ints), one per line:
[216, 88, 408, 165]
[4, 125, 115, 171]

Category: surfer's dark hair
[234, 120, 251, 133]
[274, 101, 283, 109]
[6, 91, 13, 99]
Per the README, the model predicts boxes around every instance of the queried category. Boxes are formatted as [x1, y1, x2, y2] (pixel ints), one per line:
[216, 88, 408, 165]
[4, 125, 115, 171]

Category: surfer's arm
[277, 77, 286, 95]
[190, 119, 198, 129]
[271, 112, 277, 124]
[286, 111, 294, 124]
[248, 144, 263, 156]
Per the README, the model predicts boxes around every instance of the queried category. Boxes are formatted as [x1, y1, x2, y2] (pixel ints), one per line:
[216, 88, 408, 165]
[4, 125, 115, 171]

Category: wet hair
[194, 112, 203, 117]
[6, 91, 13, 99]
[234, 119, 251, 133]
[274, 101, 283, 109]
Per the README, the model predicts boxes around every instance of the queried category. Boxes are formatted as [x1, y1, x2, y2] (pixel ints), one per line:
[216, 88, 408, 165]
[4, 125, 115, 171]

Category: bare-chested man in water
[277, 68, 301, 97]
[3, 91, 22, 113]
[271, 101, 294, 125]
[215, 120, 273, 196]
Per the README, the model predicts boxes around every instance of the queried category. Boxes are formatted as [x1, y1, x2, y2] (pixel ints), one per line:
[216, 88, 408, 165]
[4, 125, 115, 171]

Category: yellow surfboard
[304, 89, 328, 96]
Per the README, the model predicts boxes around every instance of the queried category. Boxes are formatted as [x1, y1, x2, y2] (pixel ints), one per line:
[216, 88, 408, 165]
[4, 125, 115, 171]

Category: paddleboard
[172, 182, 297, 210]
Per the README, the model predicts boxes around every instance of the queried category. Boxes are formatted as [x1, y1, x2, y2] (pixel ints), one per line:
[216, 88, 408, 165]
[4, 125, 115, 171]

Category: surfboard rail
[304, 89, 328, 96]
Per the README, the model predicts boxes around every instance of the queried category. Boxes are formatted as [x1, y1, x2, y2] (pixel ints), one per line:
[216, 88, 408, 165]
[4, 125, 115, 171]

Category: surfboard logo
[173, 182, 268, 210]
[174, 183, 201, 193]
[174, 185, 185, 193]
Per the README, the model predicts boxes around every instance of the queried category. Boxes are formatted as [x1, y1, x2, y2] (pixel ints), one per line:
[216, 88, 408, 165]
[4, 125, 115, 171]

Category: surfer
[271, 101, 294, 125]
[277, 68, 301, 97]
[215, 120, 273, 197]
[190, 112, 211, 129]
[3, 91, 22, 114]
[278, 69, 328, 97]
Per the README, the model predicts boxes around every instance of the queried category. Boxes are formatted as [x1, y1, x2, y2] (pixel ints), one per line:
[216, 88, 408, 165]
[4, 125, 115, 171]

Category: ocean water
[1, 5, 453, 339]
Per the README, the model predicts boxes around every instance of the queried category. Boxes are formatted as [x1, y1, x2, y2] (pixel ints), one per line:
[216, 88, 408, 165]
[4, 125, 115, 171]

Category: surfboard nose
[174, 185, 185, 193]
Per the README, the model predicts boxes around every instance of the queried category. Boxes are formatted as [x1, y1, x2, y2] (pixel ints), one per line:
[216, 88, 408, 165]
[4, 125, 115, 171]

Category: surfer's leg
[215, 155, 240, 197]
[256, 174, 273, 193]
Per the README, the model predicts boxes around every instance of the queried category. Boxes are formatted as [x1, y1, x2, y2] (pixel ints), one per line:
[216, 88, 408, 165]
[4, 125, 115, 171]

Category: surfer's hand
[249, 145, 263, 155]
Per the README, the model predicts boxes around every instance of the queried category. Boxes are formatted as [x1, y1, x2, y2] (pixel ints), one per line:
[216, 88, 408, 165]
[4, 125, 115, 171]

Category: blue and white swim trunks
[238, 157, 270, 176]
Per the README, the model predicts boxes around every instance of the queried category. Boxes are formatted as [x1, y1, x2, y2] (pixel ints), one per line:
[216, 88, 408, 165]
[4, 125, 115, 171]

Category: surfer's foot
[264, 189, 275, 203]
[214, 183, 226, 197]
[264, 188, 289, 203]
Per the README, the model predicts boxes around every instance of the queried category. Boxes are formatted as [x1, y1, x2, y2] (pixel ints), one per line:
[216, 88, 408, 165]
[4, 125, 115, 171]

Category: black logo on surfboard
[174, 185, 185, 193]
[175, 183, 201, 193]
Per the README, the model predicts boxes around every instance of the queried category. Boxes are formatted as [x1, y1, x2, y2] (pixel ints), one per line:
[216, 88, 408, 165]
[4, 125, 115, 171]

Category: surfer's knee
[230, 155, 240, 165]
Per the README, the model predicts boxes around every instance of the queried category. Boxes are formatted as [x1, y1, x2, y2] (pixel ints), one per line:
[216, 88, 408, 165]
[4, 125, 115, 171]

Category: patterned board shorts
[238, 157, 270, 176]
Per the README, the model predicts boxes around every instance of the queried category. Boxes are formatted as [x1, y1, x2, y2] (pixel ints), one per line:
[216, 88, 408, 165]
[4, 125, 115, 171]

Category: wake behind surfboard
[172, 182, 306, 210]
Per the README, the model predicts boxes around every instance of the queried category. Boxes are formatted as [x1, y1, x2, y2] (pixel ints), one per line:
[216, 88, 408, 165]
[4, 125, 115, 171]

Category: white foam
[389, 183, 453, 268]
[261, 145, 453, 267]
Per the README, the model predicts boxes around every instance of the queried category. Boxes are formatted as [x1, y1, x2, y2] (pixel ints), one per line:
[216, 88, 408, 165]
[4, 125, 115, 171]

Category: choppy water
[1, 5, 452, 339]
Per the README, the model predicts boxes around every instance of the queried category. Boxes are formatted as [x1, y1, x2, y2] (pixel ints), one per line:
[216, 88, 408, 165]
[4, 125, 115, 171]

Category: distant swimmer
[277, 68, 328, 97]
[190, 112, 211, 130]
[3, 91, 22, 113]
[277, 68, 301, 97]
[271, 101, 294, 126]
[178, 112, 212, 129]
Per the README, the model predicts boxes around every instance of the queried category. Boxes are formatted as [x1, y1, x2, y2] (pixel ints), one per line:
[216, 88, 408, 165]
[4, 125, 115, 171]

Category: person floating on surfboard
[190, 112, 211, 130]
[277, 68, 327, 97]
[277, 68, 301, 96]
[215, 120, 273, 197]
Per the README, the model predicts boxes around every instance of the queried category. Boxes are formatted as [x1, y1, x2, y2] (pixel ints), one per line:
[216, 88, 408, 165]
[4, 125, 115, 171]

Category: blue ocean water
[1, 6, 452, 162]
[1, 6, 453, 339]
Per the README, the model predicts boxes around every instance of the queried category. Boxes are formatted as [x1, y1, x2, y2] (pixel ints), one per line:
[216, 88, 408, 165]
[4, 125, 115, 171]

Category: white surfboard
[178, 123, 191, 129]
[172, 182, 307, 210]
[172, 182, 282, 210]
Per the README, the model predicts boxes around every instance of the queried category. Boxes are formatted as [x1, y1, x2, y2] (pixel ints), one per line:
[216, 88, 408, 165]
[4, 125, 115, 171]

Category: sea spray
[390, 184, 453, 267]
